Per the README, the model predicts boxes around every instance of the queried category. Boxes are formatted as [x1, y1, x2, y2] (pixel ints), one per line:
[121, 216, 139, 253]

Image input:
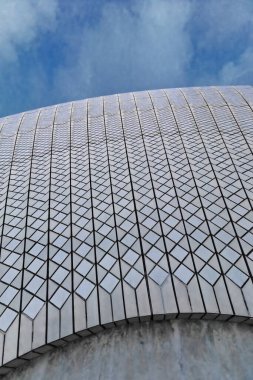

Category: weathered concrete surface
[4, 320, 253, 380]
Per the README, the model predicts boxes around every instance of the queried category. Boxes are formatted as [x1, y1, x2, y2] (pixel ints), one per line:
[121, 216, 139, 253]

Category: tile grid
[17, 111, 42, 365]
[86, 99, 103, 331]
[149, 91, 221, 318]
[133, 93, 179, 318]
[0, 87, 253, 374]
[162, 90, 210, 316]
[0, 114, 25, 367]
[117, 93, 152, 320]
[71, 100, 99, 335]
[22, 109, 53, 357]
[180, 88, 250, 319]
[103, 96, 127, 324]
[196, 88, 253, 317]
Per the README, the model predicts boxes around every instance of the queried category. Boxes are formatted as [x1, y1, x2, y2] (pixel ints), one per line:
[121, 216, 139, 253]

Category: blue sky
[0, 0, 253, 117]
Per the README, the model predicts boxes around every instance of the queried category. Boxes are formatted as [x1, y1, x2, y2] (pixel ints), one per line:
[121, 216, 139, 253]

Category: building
[0, 86, 253, 379]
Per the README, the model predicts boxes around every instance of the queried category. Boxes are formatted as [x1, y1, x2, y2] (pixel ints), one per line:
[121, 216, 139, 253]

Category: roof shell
[0, 85, 253, 373]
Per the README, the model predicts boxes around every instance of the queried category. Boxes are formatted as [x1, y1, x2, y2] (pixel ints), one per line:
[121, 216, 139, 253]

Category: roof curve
[0, 86, 253, 373]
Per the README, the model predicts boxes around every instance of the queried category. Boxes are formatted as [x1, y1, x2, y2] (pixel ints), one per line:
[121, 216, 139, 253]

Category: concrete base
[4, 320, 253, 380]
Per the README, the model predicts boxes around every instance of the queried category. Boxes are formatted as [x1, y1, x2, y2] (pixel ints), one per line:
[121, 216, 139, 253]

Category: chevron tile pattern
[0, 86, 253, 374]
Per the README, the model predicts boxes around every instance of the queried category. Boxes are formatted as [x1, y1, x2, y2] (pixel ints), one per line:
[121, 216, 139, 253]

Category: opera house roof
[0, 85, 253, 373]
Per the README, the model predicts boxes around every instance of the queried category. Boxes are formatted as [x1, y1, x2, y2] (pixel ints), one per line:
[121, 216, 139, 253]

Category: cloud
[0, 0, 59, 116]
[53, 0, 193, 101]
[188, 0, 253, 85]
[1, 0, 253, 117]
[52, 0, 253, 102]
[0, 0, 58, 63]
[191, 0, 253, 49]
[219, 49, 253, 84]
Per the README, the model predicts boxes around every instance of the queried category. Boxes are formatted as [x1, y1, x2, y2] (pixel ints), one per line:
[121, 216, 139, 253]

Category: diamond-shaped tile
[24, 297, 44, 319]
[26, 276, 44, 294]
[121, 234, 136, 247]
[100, 273, 119, 293]
[99, 224, 112, 236]
[124, 268, 143, 288]
[0, 309, 17, 332]
[1, 268, 19, 284]
[168, 230, 183, 243]
[52, 267, 69, 284]
[0, 287, 18, 305]
[52, 250, 68, 264]
[4, 253, 19, 266]
[121, 220, 134, 232]
[50, 287, 70, 308]
[170, 246, 188, 261]
[147, 248, 163, 263]
[53, 235, 68, 249]
[226, 267, 248, 287]
[221, 247, 239, 264]
[174, 265, 193, 284]
[123, 250, 139, 265]
[99, 237, 114, 251]
[76, 279, 95, 300]
[99, 254, 116, 270]
[75, 242, 91, 257]
[200, 265, 220, 285]
[212, 215, 227, 228]
[149, 266, 168, 285]
[29, 243, 45, 257]
[76, 259, 93, 276]
[195, 246, 213, 262]
[27, 258, 44, 274]
[188, 215, 202, 227]
[145, 231, 159, 245]
[216, 230, 233, 244]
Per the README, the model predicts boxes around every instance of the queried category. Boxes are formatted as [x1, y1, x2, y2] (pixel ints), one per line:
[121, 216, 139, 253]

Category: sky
[0, 0, 253, 117]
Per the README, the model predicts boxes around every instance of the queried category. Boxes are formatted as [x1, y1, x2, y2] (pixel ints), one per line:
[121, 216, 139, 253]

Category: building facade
[0, 86, 253, 377]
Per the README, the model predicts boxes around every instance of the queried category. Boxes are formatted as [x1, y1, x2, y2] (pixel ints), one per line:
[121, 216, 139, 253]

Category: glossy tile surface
[0, 86, 253, 372]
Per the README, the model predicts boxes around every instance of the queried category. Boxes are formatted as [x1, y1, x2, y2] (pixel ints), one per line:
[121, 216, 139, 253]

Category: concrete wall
[4, 320, 253, 380]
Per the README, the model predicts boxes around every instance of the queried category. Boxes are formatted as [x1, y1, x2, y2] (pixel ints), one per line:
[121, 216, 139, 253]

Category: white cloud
[192, 0, 253, 49]
[0, 0, 58, 62]
[53, 0, 253, 102]
[53, 0, 193, 101]
[1, 0, 253, 117]
[219, 49, 253, 84]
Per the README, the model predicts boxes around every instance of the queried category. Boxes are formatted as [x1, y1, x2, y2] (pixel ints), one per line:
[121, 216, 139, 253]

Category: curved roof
[0, 85, 253, 372]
